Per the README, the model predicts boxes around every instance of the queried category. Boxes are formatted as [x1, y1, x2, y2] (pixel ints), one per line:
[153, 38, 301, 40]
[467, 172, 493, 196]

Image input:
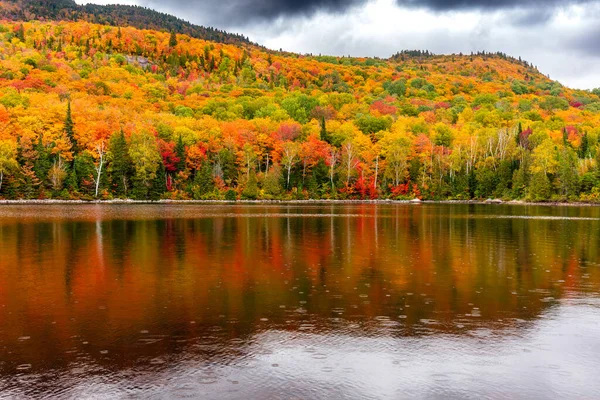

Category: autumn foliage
[0, 19, 600, 201]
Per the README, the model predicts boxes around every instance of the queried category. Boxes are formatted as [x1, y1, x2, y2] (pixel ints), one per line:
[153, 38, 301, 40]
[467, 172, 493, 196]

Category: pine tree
[33, 137, 52, 186]
[108, 130, 131, 197]
[242, 169, 258, 199]
[579, 133, 589, 159]
[169, 31, 178, 48]
[192, 162, 215, 199]
[149, 162, 167, 200]
[65, 101, 76, 151]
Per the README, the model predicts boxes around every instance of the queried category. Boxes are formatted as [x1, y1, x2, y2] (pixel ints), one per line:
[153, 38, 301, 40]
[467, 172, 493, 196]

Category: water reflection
[0, 204, 599, 398]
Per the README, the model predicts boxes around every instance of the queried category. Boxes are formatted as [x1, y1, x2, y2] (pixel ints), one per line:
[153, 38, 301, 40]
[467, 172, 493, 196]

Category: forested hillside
[0, 0, 252, 45]
[1, 19, 600, 201]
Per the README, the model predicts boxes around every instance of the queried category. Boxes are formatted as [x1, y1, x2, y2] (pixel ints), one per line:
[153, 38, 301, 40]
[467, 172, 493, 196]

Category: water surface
[0, 204, 599, 399]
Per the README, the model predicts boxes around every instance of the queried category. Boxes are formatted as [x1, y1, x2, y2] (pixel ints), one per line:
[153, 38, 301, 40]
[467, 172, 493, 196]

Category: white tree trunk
[94, 141, 106, 198]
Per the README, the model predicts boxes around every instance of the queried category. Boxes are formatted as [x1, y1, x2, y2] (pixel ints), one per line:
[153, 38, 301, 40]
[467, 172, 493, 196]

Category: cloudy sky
[75, 0, 600, 89]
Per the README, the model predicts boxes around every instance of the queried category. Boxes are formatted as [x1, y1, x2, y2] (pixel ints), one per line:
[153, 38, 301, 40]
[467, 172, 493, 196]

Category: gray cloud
[129, 0, 597, 25]
[132, 0, 367, 25]
[397, 0, 594, 11]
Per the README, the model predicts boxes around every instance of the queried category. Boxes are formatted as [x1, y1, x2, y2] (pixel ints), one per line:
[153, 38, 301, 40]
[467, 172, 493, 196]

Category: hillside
[0, 19, 600, 202]
[0, 0, 253, 45]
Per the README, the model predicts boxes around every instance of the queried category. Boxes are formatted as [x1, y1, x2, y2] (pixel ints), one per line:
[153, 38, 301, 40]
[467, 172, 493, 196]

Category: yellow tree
[0, 139, 18, 193]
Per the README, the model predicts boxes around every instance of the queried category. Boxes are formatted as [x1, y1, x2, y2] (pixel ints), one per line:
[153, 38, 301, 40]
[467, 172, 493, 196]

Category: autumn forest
[2, 9, 600, 201]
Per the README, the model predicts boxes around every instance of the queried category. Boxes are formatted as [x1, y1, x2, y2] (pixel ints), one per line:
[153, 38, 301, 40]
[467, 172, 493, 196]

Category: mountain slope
[0, 19, 599, 202]
[0, 0, 253, 45]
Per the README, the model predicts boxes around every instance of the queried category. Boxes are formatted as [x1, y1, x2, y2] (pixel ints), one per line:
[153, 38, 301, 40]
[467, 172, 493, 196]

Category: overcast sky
[75, 0, 600, 90]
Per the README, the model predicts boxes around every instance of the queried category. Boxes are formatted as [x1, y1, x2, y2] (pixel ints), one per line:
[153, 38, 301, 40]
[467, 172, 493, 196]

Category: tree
[0, 140, 18, 194]
[529, 171, 551, 201]
[65, 101, 76, 151]
[557, 147, 579, 198]
[341, 141, 360, 187]
[192, 162, 215, 199]
[15, 24, 25, 42]
[149, 162, 167, 200]
[281, 142, 300, 190]
[175, 134, 186, 173]
[381, 133, 412, 187]
[49, 157, 67, 192]
[326, 147, 339, 192]
[263, 165, 283, 197]
[169, 31, 178, 47]
[33, 137, 52, 187]
[129, 131, 161, 199]
[92, 139, 106, 197]
[579, 133, 589, 159]
[242, 169, 258, 199]
[108, 130, 131, 197]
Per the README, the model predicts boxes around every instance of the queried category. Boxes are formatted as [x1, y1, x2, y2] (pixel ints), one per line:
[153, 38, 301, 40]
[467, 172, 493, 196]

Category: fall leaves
[0, 20, 600, 201]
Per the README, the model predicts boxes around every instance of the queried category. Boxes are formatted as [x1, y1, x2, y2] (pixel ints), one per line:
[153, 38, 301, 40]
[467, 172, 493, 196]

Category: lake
[0, 203, 599, 399]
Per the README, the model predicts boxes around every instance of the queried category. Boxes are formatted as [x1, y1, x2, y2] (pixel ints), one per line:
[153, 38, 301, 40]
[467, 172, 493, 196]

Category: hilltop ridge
[0, 0, 253, 45]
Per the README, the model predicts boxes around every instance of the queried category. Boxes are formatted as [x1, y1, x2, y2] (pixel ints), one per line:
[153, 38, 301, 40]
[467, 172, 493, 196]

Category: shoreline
[0, 199, 598, 207]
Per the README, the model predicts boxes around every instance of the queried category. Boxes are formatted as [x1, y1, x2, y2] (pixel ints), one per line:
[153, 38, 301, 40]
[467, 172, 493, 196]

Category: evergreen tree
[242, 169, 258, 199]
[33, 137, 52, 186]
[149, 162, 167, 200]
[579, 133, 589, 159]
[73, 153, 96, 195]
[169, 31, 178, 47]
[528, 172, 551, 201]
[108, 130, 131, 197]
[192, 162, 214, 199]
[557, 148, 579, 199]
[65, 101, 76, 151]
[65, 167, 79, 193]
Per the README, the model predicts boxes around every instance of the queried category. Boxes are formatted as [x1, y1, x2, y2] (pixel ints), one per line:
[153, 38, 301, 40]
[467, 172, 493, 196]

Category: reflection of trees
[0, 204, 599, 374]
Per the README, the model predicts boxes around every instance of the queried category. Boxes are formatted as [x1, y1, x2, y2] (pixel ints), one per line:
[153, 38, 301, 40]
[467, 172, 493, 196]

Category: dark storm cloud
[137, 0, 367, 25]
[133, 0, 596, 27]
[396, 0, 593, 12]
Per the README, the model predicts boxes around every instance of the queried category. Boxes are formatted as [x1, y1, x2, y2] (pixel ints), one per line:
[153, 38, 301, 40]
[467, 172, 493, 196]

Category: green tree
[33, 137, 52, 186]
[129, 131, 161, 199]
[169, 31, 178, 47]
[108, 130, 132, 197]
[73, 153, 96, 195]
[579, 133, 589, 159]
[557, 147, 579, 199]
[528, 171, 552, 201]
[242, 169, 258, 199]
[149, 162, 167, 200]
[192, 162, 215, 199]
[64, 101, 76, 151]
[263, 166, 283, 198]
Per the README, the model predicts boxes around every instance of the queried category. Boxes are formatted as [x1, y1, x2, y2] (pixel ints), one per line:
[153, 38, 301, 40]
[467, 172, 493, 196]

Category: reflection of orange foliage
[0, 205, 599, 370]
